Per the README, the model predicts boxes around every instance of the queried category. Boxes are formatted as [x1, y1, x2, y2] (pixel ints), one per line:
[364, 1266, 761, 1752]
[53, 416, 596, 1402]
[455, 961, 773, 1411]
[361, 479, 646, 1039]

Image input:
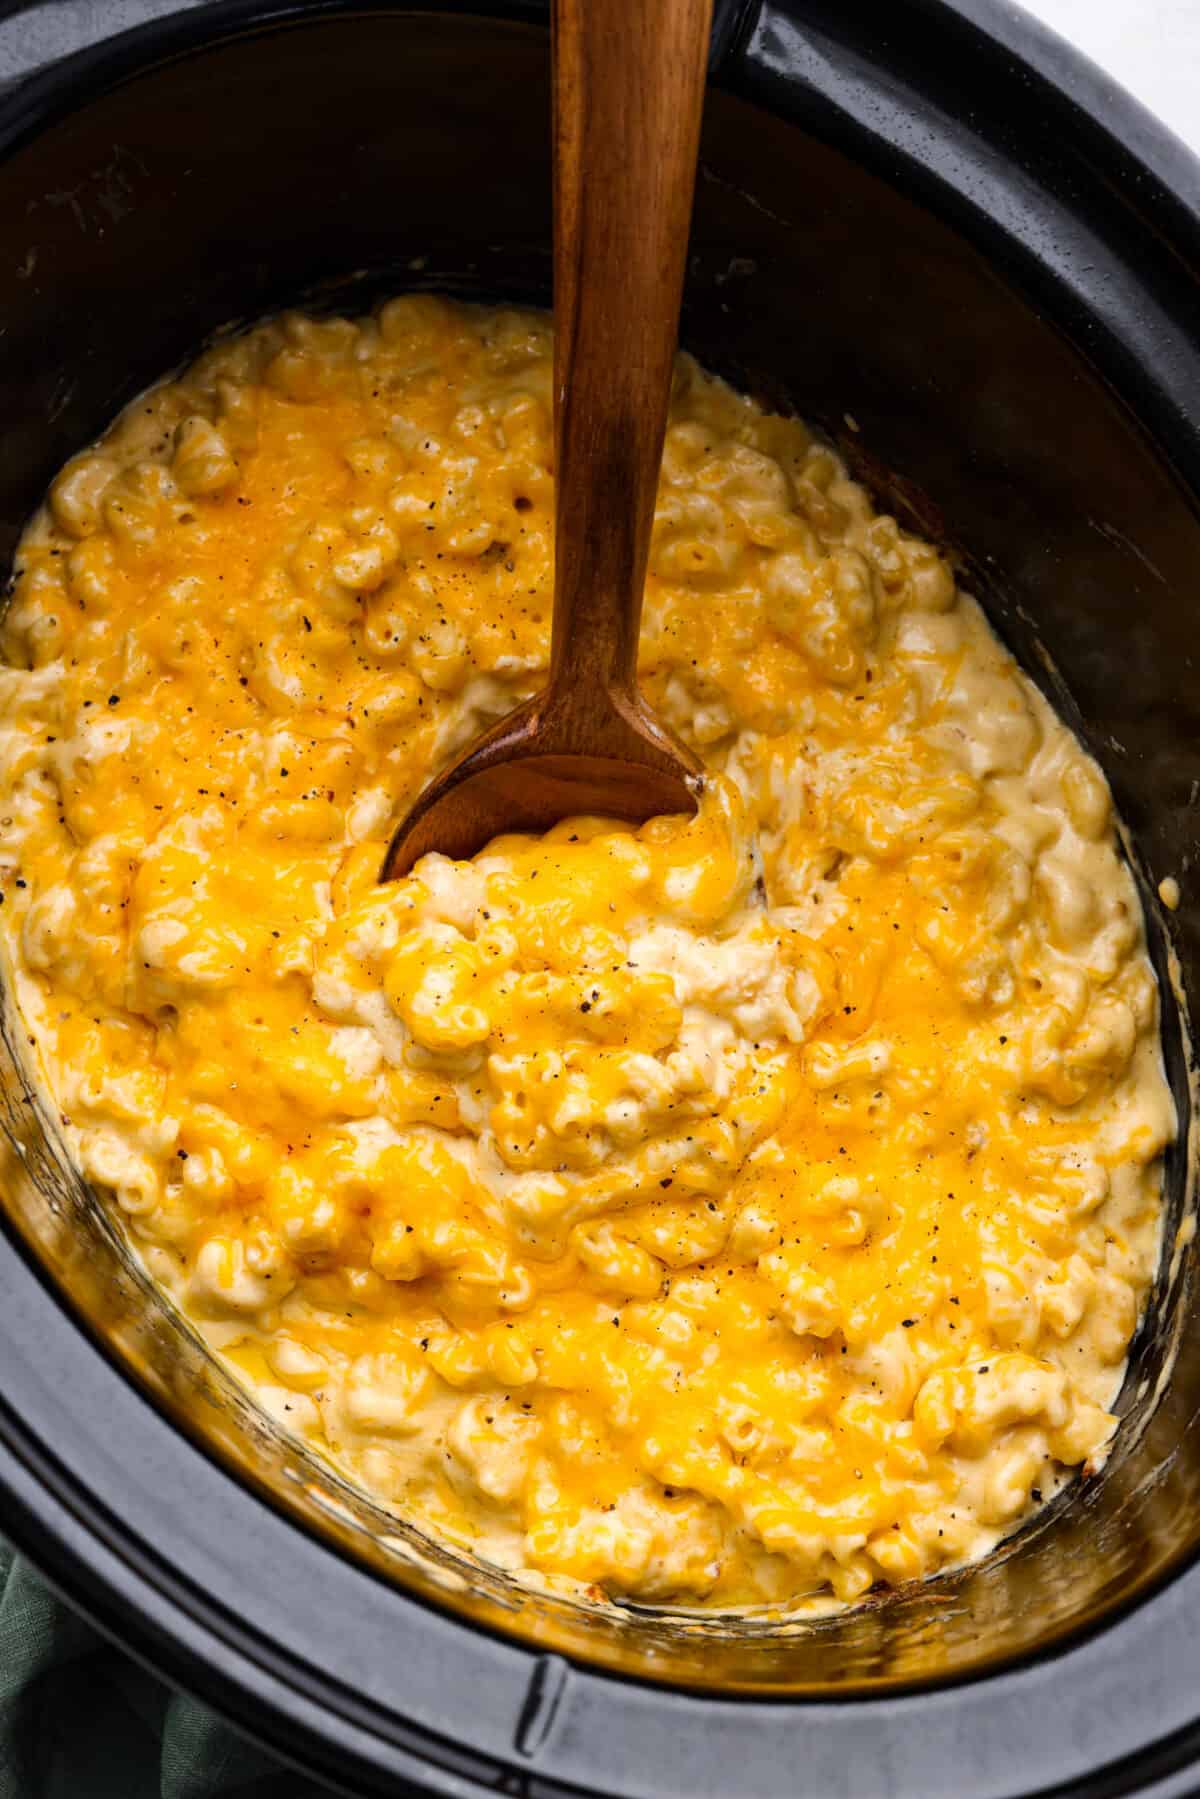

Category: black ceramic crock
[0, 2, 1199, 1793]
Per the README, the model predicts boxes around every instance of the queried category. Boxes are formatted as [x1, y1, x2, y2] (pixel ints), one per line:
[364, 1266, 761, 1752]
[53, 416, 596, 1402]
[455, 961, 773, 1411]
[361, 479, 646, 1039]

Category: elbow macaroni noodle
[0, 298, 1172, 1611]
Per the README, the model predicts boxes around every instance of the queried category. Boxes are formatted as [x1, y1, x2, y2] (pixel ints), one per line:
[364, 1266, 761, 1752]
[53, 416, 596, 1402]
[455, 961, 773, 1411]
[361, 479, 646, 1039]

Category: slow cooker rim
[884, 0, 1200, 247]
[1, 1, 1200, 1795]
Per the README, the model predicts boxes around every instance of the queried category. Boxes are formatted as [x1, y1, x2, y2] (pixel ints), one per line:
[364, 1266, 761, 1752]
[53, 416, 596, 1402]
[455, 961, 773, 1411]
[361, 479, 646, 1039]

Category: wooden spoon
[381, 0, 711, 881]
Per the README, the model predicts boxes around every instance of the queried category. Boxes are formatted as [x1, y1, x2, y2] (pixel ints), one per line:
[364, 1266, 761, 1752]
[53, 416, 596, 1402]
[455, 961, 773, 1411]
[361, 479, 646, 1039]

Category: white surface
[1020, 0, 1200, 156]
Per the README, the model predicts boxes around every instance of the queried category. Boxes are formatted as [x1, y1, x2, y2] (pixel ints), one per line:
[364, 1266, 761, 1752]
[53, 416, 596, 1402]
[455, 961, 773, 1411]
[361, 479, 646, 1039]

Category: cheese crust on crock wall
[0, 299, 1173, 1611]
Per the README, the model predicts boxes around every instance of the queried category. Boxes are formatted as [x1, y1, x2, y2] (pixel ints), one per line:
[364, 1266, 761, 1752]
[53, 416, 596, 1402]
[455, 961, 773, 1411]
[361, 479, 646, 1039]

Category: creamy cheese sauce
[0, 298, 1173, 1611]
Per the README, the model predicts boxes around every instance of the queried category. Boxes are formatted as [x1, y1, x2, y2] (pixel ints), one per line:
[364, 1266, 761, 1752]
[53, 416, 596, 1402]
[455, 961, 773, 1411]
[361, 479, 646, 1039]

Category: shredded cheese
[0, 297, 1172, 1612]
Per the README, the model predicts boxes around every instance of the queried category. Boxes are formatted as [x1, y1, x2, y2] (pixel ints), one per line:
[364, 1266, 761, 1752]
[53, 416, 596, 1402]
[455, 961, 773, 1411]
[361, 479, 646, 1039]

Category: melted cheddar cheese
[0, 298, 1173, 1610]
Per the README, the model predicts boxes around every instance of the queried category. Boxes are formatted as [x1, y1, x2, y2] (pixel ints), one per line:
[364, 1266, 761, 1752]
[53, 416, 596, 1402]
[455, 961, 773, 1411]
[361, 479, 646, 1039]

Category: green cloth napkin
[0, 1543, 333, 1798]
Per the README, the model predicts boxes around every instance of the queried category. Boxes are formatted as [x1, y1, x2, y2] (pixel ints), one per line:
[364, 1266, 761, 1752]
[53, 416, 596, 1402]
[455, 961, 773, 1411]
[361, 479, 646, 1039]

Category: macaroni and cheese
[0, 298, 1173, 1610]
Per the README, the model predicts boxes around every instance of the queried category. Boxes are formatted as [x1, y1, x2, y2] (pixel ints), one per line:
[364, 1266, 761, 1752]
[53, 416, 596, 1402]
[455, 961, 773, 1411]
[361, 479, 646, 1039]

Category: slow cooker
[0, 0, 1199, 1792]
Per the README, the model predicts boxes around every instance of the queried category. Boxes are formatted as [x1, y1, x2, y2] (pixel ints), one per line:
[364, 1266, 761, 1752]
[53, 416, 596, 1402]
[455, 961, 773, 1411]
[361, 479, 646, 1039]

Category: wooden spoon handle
[549, 0, 713, 701]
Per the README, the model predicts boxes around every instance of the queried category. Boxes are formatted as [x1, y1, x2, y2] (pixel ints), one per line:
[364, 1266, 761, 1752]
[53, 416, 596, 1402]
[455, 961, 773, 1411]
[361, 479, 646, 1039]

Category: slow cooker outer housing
[0, 1, 1199, 1793]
